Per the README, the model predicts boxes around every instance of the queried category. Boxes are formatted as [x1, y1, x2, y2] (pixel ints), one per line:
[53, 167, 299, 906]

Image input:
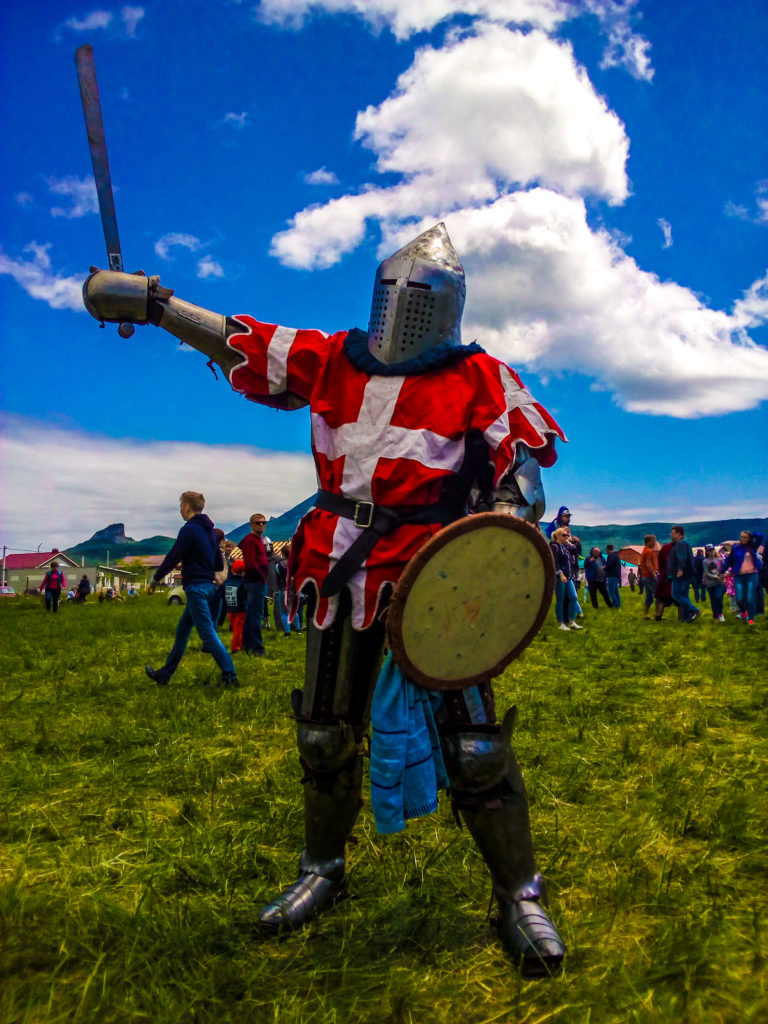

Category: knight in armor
[83, 223, 567, 977]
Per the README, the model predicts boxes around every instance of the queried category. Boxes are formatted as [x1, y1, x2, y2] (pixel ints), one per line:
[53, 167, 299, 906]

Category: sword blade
[75, 44, 123, 272]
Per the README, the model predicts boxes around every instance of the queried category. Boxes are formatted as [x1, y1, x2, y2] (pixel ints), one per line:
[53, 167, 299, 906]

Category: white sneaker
[558, 623, 571, 631]
[716, 615, 726, 622]
[568, 621, 584, 630]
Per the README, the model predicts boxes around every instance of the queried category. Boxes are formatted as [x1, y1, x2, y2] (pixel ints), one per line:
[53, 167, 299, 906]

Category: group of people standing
[546, 507, 765, 629]
[546, 506, 625, 629]
[640, 528, 764, 625]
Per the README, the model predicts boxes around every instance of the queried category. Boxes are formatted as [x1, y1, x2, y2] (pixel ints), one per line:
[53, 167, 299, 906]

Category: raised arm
[83, 268, 244, 376]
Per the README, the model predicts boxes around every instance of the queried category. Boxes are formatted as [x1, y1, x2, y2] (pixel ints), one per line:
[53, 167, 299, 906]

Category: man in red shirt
[239, 513, 268, 656]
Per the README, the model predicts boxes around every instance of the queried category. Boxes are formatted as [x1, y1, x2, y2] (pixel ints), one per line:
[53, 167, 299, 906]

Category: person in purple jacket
[145, 491, 239, 687]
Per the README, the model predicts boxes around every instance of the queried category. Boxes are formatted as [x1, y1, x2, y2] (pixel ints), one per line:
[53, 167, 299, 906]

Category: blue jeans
[706, 583, 724, 619]
[276, 588, 300, 631]
[162, 582, 235, 678]
[554, 577, 573, 624]
[243, 581, 267, 653]
[734, 572, 759, 620]
[567, 578, 582, 617]
[606, 578, 621, 608]
[671, 577, 698, 621]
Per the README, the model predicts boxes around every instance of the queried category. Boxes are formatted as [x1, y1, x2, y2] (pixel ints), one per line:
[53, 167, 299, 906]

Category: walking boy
[145, 491, 239, 687]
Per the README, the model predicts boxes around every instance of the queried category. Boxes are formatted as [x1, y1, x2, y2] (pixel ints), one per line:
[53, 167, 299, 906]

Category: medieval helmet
[367, 222, 466, 365]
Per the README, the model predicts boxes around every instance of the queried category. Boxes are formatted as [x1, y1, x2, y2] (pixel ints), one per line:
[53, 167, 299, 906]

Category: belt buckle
[353, 501, 374, 528]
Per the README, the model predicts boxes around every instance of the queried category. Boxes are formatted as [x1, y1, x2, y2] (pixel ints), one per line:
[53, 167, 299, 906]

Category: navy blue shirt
[153, 513, 224, 588]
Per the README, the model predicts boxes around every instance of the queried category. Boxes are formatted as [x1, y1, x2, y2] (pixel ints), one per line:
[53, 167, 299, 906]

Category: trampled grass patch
[0, 592, 766, 1023]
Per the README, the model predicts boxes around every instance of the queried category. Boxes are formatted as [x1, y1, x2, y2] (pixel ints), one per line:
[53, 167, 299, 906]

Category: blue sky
[1, 0, 766, 551]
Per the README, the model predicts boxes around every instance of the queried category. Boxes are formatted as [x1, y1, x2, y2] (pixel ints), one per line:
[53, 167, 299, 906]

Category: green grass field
[0, 590, 766, 1023]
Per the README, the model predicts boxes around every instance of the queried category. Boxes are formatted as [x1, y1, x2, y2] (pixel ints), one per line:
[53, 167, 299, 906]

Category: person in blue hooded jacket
[724, 530, 763, 624]
[145, 491, 239, 686]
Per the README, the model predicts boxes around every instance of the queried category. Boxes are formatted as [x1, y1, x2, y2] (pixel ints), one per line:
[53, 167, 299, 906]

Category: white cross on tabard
[311, 375, 466, 501]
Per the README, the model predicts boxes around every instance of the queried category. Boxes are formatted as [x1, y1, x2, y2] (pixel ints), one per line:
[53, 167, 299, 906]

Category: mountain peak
[86, 523, 135, 545]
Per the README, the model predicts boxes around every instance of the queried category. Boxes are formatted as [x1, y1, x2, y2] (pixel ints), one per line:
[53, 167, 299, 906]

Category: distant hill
[65, 523, 176, 564]
[563, 518, 767, 551]
[65, 510, 766, 563]
[228, 495, 318, 544]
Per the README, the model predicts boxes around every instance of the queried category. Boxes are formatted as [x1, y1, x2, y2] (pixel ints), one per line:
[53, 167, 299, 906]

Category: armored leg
[258, 589, 385, 931]
[440, 703, 565, 977]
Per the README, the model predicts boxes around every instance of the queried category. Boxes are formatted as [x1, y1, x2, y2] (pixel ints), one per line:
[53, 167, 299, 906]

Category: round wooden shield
[387, 512, 555, 690]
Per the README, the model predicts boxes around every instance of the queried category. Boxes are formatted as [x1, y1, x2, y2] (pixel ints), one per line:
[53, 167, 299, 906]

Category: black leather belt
[315, 489, 452, 597]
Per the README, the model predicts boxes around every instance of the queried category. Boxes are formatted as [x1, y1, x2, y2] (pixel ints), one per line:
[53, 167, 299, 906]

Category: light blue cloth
[369, 653, 448, 834]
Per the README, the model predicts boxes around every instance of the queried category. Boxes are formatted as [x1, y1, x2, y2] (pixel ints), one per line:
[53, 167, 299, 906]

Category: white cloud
[272, 27, 629, 268]
[60, 6, 144, 37]
[258, 0, 569, 38]
[15, 192, 34, 207]
[0, 417, 318, 551]
[47, 175, 99, 219]
[197, 257, 225, 279]
[440, 190, 768, 418]
[586, 0, 653, 81]
[154, 233, 202, 259]
[222, 111, 249, 130]
[64, 10, 113, 33]
[121, 6, 145, 36]
[732, 271, 768, 330]
[257, 0, 653, 77]
[658, 217, 672, 249]
[0, 243, 84, 312]
[724, 200, 749, 221]
[304, 167, 340, 185]
[724, 181, 768, 226]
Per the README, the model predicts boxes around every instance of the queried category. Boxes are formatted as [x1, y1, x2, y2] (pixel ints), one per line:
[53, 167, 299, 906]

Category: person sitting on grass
[145, 491, 239, 688]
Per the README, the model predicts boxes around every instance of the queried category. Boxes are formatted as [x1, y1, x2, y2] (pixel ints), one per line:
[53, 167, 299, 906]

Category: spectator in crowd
[224, 558, 247, 653]
[584, 547, 612, 609]
[77, 574, 92, 602]
[560, 525, 583, 619]
[66, 588, 76, 601]
[208, 528, 228, 629]
[702, 544, 726, 621]
[654, 540, 676, 621]
[40, 561, 65, 613]
[275, 543, 302, 635]
[667, 526, 701, 623]
[692, 548, 705, 603]
[724, 530, 763, 625]
[550, 528, 583, 631]
[719, 545, 736, 614]
[544, 506, 573, 539]
[605, 545, 622, 609]
[239, 513, 269, 656]
[627, 568, 637, 593]
[145, 491, 239, 687]
[639, 535, 659, 620]
[223, 539, 243, 568]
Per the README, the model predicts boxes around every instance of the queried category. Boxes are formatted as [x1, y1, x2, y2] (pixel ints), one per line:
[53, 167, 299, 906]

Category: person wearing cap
[224, 559, 248, 653]
[40, 561, 66, 613]
[701, 544, 726, 621]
